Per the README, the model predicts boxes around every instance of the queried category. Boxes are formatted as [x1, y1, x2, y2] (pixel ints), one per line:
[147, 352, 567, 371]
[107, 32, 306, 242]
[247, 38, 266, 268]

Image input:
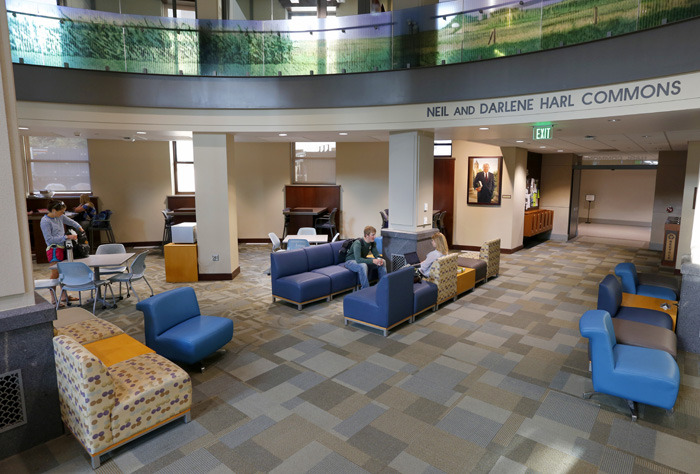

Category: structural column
[679, 141, 700, 265]
[192, 133, 239, 279]
[0, 1, 63, 457]
[383, 131, 436, 268]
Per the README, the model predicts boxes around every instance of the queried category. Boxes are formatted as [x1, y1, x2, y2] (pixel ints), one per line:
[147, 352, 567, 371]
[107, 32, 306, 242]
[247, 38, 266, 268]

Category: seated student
[73, 193, 96, 229]
[344, 225, 386, 289]
[418, 232, 448, 277]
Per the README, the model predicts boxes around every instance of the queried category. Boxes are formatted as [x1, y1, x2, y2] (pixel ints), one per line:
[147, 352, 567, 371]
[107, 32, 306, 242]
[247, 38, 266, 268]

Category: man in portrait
[473, 162, 496, 203]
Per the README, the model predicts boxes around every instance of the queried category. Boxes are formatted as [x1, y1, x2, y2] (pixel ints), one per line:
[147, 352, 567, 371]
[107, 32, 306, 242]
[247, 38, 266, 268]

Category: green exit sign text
[533, 126, 552, 140]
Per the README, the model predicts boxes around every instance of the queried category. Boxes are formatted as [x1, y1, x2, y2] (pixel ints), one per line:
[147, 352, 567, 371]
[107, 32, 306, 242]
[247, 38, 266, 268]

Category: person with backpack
[344, 225, 386, 289]
[40, 199, 84, 306]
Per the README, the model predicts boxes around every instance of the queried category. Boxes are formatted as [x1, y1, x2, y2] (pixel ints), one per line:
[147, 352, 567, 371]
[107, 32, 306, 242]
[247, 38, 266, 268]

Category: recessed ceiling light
[558, 149, 564, 152]
[608, 118, 620, 122]
[136, 131, 146, 135]
[539, 146, 546, 149]
[278, 133, 287, 137]
[338, 132, 348, 136]
[641, 135, 651, 138]
[18, 126, 28, 130]
[515, 140, 524, 143]
[479, 127, 489, 131]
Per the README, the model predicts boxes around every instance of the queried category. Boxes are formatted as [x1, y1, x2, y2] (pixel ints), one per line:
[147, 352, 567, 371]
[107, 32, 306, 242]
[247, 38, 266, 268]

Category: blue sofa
[597, 274, 676, 357]
[343, 266, 415, 336]
[598, 274, 673, 330]
[136, 287, 234, 368]
[615, 262, 679, 300]
[271, 241, 378, 310]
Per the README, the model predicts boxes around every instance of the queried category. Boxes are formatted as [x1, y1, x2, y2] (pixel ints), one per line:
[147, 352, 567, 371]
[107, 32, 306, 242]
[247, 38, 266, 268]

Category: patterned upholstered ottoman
[53, 335, 192, 468]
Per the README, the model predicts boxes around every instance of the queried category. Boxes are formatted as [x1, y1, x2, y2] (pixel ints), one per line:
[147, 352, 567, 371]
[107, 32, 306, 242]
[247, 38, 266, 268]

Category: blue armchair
[579, 310, 679, 421]
[343, 266, 414, 336]
[598, 274, 673, 330]
[136, 287, 233, 370]
[615, 262, 678, 301]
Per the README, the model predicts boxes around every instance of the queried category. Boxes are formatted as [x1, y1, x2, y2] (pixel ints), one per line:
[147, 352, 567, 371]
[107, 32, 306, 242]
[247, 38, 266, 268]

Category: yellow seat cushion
[83, 334, 154, 367]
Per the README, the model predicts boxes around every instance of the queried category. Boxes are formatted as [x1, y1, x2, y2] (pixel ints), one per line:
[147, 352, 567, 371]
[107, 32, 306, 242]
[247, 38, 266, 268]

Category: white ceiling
[17, 107, 700, 157]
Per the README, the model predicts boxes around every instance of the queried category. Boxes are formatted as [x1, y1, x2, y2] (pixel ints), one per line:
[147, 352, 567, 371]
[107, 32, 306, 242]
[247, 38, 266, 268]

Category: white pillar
[679, 141, 700, 266]
[192, 133, 239, 279]
[388, 130, 434, 231]
[0, 0, 34, 311]
[501, 147, 528, 250]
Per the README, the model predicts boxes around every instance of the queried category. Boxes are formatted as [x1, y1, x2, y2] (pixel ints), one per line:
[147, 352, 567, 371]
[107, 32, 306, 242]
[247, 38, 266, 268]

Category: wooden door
[433, 158, 455, 245]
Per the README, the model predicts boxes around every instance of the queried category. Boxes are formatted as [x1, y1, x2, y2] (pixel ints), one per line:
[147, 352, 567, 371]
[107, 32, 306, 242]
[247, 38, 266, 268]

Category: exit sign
[533, 126, 552, 140]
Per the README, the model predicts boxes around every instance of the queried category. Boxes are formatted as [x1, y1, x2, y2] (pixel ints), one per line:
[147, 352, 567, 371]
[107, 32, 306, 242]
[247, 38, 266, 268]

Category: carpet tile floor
[2, 237, 699, 473]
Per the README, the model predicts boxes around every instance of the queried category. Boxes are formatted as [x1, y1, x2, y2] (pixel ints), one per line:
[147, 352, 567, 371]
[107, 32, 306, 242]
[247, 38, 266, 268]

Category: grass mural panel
[6, 0, 700, 76]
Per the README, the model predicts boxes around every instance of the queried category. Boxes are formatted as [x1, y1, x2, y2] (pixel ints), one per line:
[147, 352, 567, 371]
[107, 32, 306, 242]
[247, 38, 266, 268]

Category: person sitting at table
[344, 225, 386, 289]
[418, 232, 448, 277]
[73, 193, 96, 230]
[41, 199, 84, 306]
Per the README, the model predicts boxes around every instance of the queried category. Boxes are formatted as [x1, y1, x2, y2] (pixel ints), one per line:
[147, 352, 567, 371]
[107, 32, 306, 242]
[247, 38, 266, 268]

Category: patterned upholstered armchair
[459, 238, 500, 281]
[427, 253, 458, 307]
[53, 335, 192, 468]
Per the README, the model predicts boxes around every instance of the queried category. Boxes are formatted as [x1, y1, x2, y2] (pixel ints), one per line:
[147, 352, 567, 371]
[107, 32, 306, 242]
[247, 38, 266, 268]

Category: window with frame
[293, 142, 336, 184]
[25, 136, 91, 193]
[165, 0, 197, 19]
[434, 140, 452, 157]
[172, 140, 195, 194]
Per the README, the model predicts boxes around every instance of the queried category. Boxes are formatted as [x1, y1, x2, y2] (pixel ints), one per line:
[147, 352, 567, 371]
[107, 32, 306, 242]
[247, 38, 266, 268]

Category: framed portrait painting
[468, 156, 502, 205]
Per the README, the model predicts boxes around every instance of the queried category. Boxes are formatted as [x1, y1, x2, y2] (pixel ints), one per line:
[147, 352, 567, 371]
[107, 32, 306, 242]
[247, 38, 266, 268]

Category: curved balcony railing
[7, 0, 700, 77]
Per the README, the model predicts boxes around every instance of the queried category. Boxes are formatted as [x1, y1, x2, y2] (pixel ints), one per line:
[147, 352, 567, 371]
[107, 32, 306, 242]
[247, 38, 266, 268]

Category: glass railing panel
[7, 1, 128, 71]
[639, 0, 700, 29]
[541, 0, 640, 50]
[391, 5, 437, 69]
[122, 16, 198, 75]
[461, 0, 543, 61]
[196, 19, 258, 76]
[432, 0, 465, 66]
[266, 14, 392, 76]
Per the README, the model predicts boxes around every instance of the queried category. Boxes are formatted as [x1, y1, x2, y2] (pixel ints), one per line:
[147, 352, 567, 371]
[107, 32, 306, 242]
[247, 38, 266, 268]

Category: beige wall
[651, 151, 686, 250]
[452, 140, 515, 248]
[579, 169, 656, 225]
[337, 0, 360, 16]
[541, 154, 574, 240]
[88, 139, 171, 244]
[233, 142, 290, 239]
[336, 142, 389, 238]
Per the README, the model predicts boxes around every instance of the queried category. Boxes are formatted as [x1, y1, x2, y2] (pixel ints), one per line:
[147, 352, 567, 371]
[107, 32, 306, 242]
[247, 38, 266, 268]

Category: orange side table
[456, 267, 476, 295]
[83, 334, 155, 367]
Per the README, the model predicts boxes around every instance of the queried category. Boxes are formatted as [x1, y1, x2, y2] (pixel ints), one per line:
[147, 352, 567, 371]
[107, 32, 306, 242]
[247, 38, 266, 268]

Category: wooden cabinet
[524, 209, 554, 237]
[164, 243, 198, 282]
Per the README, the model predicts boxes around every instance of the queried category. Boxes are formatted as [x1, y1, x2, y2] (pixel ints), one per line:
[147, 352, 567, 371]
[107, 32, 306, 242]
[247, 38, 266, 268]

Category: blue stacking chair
[57, 262, 115, 314]
[108, 251, 154, 302]
[287, 238, 310, 250]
